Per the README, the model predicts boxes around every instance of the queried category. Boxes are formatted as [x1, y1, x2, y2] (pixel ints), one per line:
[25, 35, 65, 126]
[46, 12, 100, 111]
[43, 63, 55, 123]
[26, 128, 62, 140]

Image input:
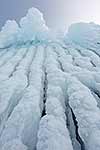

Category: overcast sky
[0, 0, 100, 30]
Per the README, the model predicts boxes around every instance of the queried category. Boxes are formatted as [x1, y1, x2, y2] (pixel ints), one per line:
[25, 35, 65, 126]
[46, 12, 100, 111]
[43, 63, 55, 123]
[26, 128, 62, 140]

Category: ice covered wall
[0, 8, 49, 48]
[66, 22, 100, 50]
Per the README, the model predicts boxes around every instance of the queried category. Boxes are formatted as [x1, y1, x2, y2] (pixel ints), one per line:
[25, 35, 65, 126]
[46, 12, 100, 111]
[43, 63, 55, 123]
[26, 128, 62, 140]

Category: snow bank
[37, 115, 73, 150]
[19, 7, 49, 43]
[37, 46, 73, 150]
[66, 22, 100, 54]
[0, 8, 49, 48]
[0, 20, 20, 48]
[0, 47, 27, 81]
[0, 46, 35, 138]
[0, 46, 45, 150]
[66, 76, 100, 150]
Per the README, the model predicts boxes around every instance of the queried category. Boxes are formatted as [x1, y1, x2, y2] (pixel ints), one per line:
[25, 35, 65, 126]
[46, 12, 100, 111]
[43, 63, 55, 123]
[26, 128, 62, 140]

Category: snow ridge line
[8, 47, 29, 78]
[1, 40, 100, 150]
[52, 44, 86, 150]
[0, 48, 10, 58]
[6, 46, 37, 117]
[62, 44, 100, 71]
[0, 46, 36, 137]
[53, 45, 80, 149]
[0, 49, 8, 58]
[65, 103, 85, 150]
[70, 108, 85, 150]
[0, 45, 45, 150]
[72, 44, 100, 68]
[90, 60, 96, 67]
[65, 83, 86, 149]
[61, 46, 100, 108]
[87, 48, 100, 57]
[6, 46, 37, 113]
[0, 48, 12, 67]
[91, 90, 100, 109]
[37, 46, 73, 150]
[57, 43, 100, 149]
[56, 43, 100, 106]
[72, 48, 97, 69]
[0, 48, 18, 68]
[0, 47, 28, 82]
[25, 46, 38, 88]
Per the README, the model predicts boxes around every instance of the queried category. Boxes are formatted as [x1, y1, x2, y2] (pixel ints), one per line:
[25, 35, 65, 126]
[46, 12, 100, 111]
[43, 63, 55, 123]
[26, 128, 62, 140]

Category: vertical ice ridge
[0, 46, 45, 150]
[0, 46, 36, 138]
[51, 44, 85, 150]
[37, 46, 73, 150]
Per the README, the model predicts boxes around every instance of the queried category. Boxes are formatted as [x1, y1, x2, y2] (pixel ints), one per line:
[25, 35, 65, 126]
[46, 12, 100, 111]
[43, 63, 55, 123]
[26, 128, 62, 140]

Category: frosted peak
[0, 7, 49, 48]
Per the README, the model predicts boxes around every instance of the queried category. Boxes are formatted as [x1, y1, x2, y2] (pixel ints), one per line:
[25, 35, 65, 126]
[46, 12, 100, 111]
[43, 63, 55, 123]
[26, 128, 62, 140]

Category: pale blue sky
[0, 0, 100, 30]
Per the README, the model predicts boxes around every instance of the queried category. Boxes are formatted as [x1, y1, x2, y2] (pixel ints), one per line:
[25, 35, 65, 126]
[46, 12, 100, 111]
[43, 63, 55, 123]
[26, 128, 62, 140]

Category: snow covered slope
[67, 22, 100, 55]
[0, 8, 100, 150]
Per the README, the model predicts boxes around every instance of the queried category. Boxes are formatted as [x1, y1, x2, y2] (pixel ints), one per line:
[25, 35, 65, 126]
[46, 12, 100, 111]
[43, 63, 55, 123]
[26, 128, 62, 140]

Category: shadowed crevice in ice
[70, 107, 85, 150]
[91, 90, 100, 109]
[65, 102, 85, 150]
[41, 71, 47, 117]
[41, 46, 48, 117]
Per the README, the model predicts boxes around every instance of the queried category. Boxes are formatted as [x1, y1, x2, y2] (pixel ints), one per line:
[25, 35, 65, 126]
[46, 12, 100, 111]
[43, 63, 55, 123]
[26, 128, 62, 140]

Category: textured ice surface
[67, 22, 100, 55]
[0, 8, 49, 48]
[0, 7, 100, 150]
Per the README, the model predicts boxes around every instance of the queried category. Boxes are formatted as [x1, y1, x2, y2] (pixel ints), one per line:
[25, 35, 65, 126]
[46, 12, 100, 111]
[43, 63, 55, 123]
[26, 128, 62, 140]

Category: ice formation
[0, 7, 49, 48]
[67, 22, 100, 53]
[0, 7, 100, 150]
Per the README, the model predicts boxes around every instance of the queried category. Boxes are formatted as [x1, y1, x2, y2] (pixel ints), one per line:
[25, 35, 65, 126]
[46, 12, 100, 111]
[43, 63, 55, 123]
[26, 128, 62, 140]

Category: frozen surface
[0, 8, 49, 48]
[67, 22, 100, 55]
[0, 7, 100, 150]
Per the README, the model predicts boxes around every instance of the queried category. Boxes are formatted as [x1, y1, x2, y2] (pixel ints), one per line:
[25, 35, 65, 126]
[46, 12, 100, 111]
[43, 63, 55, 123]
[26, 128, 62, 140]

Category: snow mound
[19, 7, 49, 43]
[0, 20, 20, 48]
[37, 115, 73, 150]
[67, 22, 100, 51]
[0, 8, 49, 48]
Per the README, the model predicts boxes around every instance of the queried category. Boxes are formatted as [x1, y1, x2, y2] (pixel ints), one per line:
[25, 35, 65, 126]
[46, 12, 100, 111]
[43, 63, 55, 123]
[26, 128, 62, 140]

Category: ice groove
[0, 41, 100, 150]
